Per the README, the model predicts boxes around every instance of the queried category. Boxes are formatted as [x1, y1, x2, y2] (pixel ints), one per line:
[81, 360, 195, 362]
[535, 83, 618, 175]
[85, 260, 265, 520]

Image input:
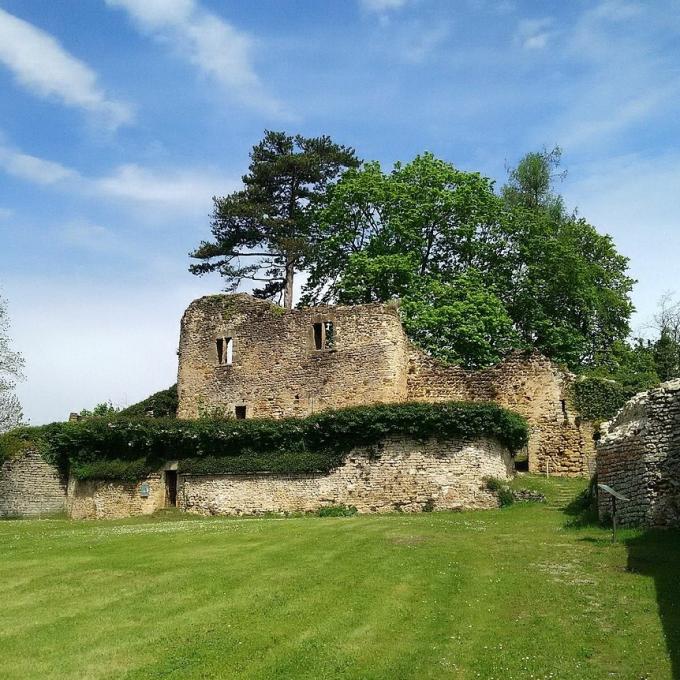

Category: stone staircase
[544, 479, 583, 510]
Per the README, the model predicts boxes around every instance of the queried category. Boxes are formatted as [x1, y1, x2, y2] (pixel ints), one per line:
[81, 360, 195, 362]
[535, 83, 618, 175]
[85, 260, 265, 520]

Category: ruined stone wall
[597, 380, 680, 528]
[177, 294, 409, 419]
[0, 450, 66, 517]
[67, 473, 166, 520]
[179, 436, 513, 516]
[406, 350, 595, 476]
[176, 294, 594, 475]
[63, 436, 511, 519]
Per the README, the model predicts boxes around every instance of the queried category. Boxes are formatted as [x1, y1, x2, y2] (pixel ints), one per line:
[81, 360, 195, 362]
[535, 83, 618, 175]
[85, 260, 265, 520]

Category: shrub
[119, 385, 178, 419]
[0, 428, 35, 463]
[0, 401, 528, 481]
[485, 476, 514, 507]
[497, 487, 515, 507]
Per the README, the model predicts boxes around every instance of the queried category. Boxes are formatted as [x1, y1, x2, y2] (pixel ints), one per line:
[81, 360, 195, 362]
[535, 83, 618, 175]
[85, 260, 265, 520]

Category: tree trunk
[284, 257, 295, 310]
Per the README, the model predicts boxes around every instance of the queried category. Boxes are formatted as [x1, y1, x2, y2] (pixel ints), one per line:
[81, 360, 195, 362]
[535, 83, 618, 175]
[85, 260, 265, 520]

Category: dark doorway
[235, 405, 247, 419]
[165, 471, 177, 507]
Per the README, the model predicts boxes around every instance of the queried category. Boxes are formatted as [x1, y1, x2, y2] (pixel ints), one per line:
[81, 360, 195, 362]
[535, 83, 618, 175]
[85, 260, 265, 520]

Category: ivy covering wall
[570, 377, 628, 422]
[0, 402, 528, 481]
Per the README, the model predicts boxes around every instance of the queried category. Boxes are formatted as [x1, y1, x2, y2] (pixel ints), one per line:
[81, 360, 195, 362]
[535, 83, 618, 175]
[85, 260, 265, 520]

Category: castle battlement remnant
[177, 294, 595, 476]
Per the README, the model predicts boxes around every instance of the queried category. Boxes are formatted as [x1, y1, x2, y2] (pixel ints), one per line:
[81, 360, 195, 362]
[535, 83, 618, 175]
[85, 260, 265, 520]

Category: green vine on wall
[569, 377, 628, 422]
[0, 401, 528, 481]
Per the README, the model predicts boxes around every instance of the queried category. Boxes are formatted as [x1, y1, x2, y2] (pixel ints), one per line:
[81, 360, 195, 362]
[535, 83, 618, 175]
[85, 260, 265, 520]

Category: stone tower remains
[177, 294, 595, 475]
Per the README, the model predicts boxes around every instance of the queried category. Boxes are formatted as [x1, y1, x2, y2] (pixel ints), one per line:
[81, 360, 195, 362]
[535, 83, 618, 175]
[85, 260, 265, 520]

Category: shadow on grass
[562, 483, 600, 529]
[626, 529, 680, 679]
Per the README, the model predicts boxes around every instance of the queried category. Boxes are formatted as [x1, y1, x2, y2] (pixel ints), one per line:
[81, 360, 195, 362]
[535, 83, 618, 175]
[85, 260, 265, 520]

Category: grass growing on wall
[0, 401, 528, 480]
[0, 476, 677, 679]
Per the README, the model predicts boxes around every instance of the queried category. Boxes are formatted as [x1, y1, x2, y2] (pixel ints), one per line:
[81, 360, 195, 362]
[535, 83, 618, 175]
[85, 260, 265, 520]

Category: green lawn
[0, 476, 677, 679]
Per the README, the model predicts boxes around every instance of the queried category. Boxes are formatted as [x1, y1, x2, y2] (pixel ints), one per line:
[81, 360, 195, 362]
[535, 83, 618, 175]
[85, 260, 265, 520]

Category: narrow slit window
[324, 321, 334, 349]
[216, 337, 233, 365]
[312, 322, 334, 351]
[313, 323, 323, 350]
[235, 405, 247, 419]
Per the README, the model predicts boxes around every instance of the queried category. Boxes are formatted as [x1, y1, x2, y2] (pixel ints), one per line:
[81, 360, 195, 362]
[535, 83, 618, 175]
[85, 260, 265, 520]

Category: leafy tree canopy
[400, 273, 519, 369]
[303, 151, 634, 371]
[190, 130, 358, 309]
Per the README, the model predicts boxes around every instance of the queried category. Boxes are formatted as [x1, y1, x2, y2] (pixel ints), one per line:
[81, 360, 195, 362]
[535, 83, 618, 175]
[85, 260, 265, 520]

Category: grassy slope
[0, 476, 677, 680]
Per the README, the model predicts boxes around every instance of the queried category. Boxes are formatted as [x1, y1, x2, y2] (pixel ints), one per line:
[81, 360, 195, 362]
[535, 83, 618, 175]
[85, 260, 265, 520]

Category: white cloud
[7, 275, 215, 424]
[532, 2, 680, 151]
[0, 145, 77, 185]
[515, 18, 554, 50]
[0, 139, 237, 216]
[402, 23, 450, 63]
[0, 207, 13, 220]
[0, 8, 133, 129]
[105, 0, 283, 116]
[361, 0, 411, 11]
[557, 87, 672, 150]
[92, 163, 238, 214]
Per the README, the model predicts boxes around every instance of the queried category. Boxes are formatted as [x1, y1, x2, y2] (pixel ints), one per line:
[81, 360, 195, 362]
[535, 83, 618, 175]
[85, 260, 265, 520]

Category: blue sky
[0, 0, 678, 424]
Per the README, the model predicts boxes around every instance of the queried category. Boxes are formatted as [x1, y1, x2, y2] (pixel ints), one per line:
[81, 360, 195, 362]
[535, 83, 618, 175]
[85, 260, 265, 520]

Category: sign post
[597, 484, 629, 542]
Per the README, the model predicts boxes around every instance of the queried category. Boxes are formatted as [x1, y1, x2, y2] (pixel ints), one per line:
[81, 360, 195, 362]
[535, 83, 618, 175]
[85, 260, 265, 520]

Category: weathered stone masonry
[66, 435, 513, 519]
[178, 294, 408, 420]
[0, 450, 66, 517]
[67, 473, 167, 520]
[597, 380, 680, 528]
[179, 436, 513, 516]
[178, 294, 594, 475]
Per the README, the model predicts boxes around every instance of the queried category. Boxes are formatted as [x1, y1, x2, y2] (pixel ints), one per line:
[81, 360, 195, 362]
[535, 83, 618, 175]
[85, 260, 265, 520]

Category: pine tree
[190, 131, 358, 309]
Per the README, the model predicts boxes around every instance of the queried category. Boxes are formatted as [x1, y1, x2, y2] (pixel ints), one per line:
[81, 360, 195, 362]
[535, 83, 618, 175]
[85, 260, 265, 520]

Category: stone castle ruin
[178, 294, 595, 477]
[1, 292, 596, 519]
[597, 380, 680, 528]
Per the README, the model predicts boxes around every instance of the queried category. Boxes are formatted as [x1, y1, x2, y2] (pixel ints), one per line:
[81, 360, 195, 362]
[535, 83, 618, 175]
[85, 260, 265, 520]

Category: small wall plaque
[139, 482, 150, 498]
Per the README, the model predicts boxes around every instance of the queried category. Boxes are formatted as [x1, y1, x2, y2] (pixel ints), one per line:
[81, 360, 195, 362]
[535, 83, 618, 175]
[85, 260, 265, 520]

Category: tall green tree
[304, 151, 634, 370]
[586, 338, 659, 397]
[501, 209, 634, 367]
[303, 154, 508, 305]
[502, 146, 566, 217]
[0, 294, 24, 433]
[653, 330, 679, 382]
[500, 148, 634, 367]
[401, 273, 519, 369]
[190, 131, 358, 309]
[650, 292, 680, 381]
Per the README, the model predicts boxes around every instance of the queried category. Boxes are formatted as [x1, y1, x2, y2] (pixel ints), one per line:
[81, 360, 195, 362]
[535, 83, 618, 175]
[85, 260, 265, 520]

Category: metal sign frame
[597, 483, 629, 542]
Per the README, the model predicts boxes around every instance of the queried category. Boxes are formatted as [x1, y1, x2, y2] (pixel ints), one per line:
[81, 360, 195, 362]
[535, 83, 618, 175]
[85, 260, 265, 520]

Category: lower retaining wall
[179, 437, 512, 516]
[67, 473, 166, 520]
[66, 436, 513, 519]
[0, 450, 67, 518]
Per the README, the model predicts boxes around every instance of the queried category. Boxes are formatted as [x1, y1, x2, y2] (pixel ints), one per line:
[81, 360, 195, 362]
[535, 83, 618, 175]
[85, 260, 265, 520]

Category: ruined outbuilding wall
[407, 351, 595, 476]
[0, 450, 67, 517]
[67, 473, 166, 520]
[177, 294, 594, 475]
[179, 436, 512, 516]
[597, 380, 680, 528]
